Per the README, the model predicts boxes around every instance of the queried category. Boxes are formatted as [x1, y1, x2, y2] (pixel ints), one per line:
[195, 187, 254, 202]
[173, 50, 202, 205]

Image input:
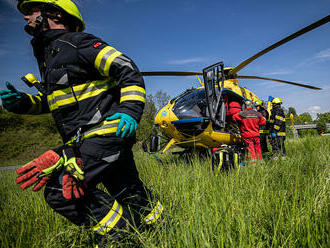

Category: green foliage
[294, 112, 313, 125]
[315, 112, 330, 134]
[287, 107, 297, 117]
[0, 110, 61, 166]
[1, 136, 329, 247]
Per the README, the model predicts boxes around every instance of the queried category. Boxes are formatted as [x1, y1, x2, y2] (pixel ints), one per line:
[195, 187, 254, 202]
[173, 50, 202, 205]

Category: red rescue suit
[232, 107, 266, 160]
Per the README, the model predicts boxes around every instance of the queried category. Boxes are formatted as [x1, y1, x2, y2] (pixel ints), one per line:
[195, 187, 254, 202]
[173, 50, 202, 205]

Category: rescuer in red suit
[232, 100, 266, 162]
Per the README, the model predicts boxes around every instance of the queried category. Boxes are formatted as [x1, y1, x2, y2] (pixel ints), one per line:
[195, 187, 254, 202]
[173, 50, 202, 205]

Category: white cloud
[297, 48, 330, 67]
[314, 48, 330, 59]
[167, 57, 206, 65]
[264, 69, 294, 76]
[307, 105, 321, 113]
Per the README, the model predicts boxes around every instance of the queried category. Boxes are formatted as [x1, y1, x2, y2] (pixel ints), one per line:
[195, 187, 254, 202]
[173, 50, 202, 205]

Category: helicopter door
[203, 62, 226, 129]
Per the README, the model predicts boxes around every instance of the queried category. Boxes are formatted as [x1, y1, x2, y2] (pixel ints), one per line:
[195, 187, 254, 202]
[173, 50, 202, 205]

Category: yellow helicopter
[141, 15, 328, 158]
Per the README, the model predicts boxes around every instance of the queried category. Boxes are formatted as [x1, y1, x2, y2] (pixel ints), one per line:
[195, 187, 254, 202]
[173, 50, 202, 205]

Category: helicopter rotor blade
[229, 15, 330, 76]
[237, 75, 322, 90]
[141, 71, 202, 76]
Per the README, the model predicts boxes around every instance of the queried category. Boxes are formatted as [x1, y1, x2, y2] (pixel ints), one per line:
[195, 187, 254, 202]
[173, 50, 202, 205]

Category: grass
[0, 136, 329, 247]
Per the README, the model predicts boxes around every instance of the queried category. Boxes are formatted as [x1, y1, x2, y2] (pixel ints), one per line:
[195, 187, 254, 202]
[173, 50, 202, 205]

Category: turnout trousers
[271, 136, 286, 156]
[44, 136, 163, 237]
[260, 133, 269, 154]
[242, 136, 262, 161]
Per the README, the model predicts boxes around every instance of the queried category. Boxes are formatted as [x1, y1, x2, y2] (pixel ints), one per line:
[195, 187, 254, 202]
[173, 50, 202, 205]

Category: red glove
[62, 150, 87, 200]
[16, 149, 63, 191]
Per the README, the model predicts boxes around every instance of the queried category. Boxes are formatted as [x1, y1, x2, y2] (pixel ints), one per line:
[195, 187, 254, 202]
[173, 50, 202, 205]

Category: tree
[315, 112, 330, 134]
[295, 112, 313, 125]
[288, 107, 297, 117]
[136, 94, 157, 141]
[153, 90, 171, 110]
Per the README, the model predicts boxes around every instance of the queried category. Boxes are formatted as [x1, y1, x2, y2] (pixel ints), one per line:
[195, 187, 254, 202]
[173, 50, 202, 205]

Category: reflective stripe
[275, 115, 285, 122]
[66, 119, 123, 145]
[274, 125, 280, 130]
[120, 86, 146, 103]
[95, 46, 122, 76]
[92, 200, 123, 235]
[144, 201, 164, 225]
[277, 132, 286, 136]
[259, 130, 269, 134]
[47, 79, 116, 111]
[81, 119, 121, 140]
[27, 94, 42, 114]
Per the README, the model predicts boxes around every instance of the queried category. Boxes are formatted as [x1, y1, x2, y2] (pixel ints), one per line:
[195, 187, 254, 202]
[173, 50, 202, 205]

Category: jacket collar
[32, 29, 69, 46]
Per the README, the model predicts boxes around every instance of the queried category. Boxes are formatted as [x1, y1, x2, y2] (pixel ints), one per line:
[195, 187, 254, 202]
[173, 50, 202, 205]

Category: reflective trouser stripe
[92, 200, 123, 235]
[259, 130, 269, 134]
[274, 125, 280, 130]
[277, 132, 286, 136]
[144, 201, 164, 225]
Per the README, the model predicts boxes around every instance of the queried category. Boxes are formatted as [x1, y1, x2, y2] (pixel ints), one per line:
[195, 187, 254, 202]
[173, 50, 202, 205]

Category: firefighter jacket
[257, 107, 269, 134]
[269, 105, 286, 136]
[13, 29, 146, 143]
[232, 107, 266, 138]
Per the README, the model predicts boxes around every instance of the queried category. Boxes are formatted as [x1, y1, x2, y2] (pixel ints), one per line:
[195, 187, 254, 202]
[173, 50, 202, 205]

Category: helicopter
[140, 15, 329, 165]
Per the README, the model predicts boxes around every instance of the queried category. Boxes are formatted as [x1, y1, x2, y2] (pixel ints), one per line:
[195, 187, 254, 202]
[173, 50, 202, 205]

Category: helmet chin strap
[24, 14, 50, 36]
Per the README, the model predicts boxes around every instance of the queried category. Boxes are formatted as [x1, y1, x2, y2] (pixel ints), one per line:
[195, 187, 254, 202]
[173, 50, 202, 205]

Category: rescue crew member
[254, 100, 270, 156]
[269, 97, 286, 157]
[0, 0, 163, 246]
[232, 100, 266, 163]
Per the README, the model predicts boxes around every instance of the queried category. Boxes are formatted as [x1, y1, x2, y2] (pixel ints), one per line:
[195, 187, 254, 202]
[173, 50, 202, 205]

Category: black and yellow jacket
[15, 29, 145, 143]
[269, 105, 286, 136]
[258, 107, 269, 134]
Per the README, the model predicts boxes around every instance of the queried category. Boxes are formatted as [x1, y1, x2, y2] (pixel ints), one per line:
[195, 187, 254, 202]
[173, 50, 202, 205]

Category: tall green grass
[1, 136, 329, 247]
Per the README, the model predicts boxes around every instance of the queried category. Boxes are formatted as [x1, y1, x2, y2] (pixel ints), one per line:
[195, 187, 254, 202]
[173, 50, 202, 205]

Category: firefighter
[0, 0, 163, 245]
[254, 100, 270, 156]
[232, 100, 266, 163]
[269, 97, 286, 157]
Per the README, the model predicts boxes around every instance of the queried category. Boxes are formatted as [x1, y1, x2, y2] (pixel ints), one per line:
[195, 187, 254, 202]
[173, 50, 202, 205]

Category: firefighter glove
[271, 133, 277, 138]
[16, 149, 64, 191]
[106, 113, 138, 138]
[62, 148, 86, 200]
[0, 82, 22, 111]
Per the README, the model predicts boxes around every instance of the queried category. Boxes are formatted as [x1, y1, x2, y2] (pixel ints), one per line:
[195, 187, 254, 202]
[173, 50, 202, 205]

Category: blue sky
[1, 0, 329, 117]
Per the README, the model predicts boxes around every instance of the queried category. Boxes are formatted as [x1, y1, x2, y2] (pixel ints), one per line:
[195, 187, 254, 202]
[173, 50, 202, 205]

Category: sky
[0, 0, 329, 118]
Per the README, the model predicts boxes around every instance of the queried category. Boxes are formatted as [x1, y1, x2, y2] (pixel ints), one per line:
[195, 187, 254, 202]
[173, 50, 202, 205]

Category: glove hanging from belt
[61, 148, 87, 200]
[15, 146, 87, 200]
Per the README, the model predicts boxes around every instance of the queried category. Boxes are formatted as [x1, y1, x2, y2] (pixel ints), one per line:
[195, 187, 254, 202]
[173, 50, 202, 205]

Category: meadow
[0, 136, 329, 248]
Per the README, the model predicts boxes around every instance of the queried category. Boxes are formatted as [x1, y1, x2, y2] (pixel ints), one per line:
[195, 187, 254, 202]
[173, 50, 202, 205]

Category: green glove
[0, 82, 22, 111]
[106, 113, 138, 138]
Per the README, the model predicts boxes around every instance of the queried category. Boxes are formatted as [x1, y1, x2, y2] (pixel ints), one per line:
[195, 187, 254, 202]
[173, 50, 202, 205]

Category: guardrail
[294, 123, 330, 130]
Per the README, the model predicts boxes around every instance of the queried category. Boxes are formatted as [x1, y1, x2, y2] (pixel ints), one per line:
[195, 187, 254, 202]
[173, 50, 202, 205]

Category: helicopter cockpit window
[172, 89, 207, 119]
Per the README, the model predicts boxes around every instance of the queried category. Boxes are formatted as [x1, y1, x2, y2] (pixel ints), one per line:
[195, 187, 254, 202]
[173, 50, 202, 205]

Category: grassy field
[0, 136, 329, 248]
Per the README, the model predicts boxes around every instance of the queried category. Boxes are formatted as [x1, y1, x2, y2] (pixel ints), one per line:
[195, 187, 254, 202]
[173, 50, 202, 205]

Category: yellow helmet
[17, 0, 85, 31]
[272, 97, 282, 104]
[255, 100, 264, 107]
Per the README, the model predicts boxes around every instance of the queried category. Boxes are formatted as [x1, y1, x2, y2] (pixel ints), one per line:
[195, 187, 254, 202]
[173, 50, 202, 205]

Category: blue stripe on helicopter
[171, 117, 208, 124]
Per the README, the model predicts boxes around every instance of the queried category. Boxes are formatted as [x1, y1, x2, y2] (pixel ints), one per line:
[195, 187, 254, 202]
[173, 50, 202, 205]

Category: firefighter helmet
[255, 100, 264, 107]
[272, 97, 282, 104]
[17, 0, 85, 31]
